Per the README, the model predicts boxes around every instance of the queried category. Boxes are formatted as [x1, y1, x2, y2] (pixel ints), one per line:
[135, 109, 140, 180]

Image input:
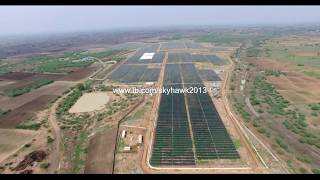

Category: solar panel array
[150, 63, 239, 167]
[199, 69, 221, 81]
[150, 83, 196, 166]
[184, 41, 204, 49]
[181, 64, 239, 160]
[167, 52, 226, 65]
[108, 65, 160, 83]
[160, 41, 186, 50]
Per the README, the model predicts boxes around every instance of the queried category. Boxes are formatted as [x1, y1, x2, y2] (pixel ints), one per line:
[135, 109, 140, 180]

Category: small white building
[123, 146, 131, 152]
[139, 52, 155, 60]
[121, 130, 127, 138]
[138, 135, 143, 144]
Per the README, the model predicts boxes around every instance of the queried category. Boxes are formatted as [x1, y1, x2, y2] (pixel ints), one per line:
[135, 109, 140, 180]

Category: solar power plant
[198, 69, 221, 81]
[167, 52, 226, 65]
[151, 63, 239, 167]
[150, 83, 196, 166]
[160, 41, 186, 50]
[184, 42, 204, 49]
[181, 64, 240, 160]
[108, 65, 160, 83]
[125, 52, 165, 64]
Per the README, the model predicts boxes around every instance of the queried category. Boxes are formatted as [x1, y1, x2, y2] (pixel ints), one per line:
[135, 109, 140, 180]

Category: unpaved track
[47, 92, 70, 173]
[245, 97, 260, 118]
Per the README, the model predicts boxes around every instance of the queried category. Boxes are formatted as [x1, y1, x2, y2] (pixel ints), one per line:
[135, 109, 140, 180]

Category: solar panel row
[150, 84, 196, 166]
[108, 65, 160, 83]
[167, 52, 226, 65]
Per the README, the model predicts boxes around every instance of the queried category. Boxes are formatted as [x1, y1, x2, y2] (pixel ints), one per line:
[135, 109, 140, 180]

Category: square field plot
[108, 65, 160, 83]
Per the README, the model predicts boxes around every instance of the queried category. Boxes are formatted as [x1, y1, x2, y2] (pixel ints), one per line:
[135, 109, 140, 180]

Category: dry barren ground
[84, 127, 117, 174]
[69, 92, 110, 113]
[0, 129, 38, 162]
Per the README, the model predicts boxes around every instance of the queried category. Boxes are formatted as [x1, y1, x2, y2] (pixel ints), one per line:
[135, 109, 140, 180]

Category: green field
[4, 79, 54, 97]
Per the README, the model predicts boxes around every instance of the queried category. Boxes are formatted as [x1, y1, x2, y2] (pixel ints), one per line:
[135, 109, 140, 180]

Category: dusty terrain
[0, 129, 38, 162]
[84, 127, 117, 174]
[69, 92, 110, 113]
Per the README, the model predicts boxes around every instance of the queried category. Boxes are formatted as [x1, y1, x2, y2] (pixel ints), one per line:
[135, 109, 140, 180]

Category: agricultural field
[230, 33, 320, 174]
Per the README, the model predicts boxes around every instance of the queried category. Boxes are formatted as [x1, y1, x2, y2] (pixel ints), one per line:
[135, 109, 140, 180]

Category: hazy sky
[1, 6, 320, 35]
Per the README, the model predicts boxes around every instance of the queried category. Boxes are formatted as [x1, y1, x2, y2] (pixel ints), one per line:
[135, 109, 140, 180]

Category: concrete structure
[138, 135, 143, 144]
[121, 130, 127, 138]
[123, 146, 131, 152]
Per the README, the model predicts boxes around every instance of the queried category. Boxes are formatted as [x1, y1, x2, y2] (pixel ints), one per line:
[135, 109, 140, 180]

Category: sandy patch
[69, 92, 110, 113]
[0, 129, 38, 162]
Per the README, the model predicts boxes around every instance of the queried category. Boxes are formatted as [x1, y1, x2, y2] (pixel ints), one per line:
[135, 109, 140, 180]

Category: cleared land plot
[124, 52, 165, 64]
[198, 69, 221, 81]
[58, 65, 98, 81]
[0, 72, 36, 80]
[150, 84, 195, 166]
[0, 129, 38, 162]
[69, 92, 110, 113]
[167, 52, 226, 65]
[84, 127, 117, 174]
[0, 95, 58, 128]
[268, 74, 320, 103]
[108, 65, 160, 83]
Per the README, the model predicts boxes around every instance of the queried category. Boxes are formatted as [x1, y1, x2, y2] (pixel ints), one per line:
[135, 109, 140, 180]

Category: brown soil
[0, 81, 74, 111]
[249, 59, 294, 71]
[59, 65, 98, 81]
[14, 150, 47, 171]
[0, 72, 35, 80]
[0, 129, 38, 162]
[0, 95, 58, 128]
[0, 72, 65, 81]
[268, 74, 320, 103]
[84, 126, 118, 174]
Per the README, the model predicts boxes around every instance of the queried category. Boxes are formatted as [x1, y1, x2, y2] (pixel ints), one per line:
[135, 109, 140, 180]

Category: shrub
[275, 138, 288, 150]
[47, 136, 55, 144]
[312, 168, 320, 174]
[40, 163, 50, 169]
